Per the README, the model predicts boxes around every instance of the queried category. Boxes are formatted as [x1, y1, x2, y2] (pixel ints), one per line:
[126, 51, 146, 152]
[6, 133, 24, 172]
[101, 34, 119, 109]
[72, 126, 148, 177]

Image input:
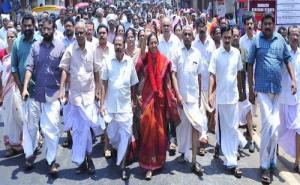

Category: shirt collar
[288, 45, 300, 54]
[74, 40, 87, 52]
[220, 45, 233, 53]
[22, 32, 41, 42]
[41, 38, 57, 48]
[113, 53, 129, 63]
[260, 31, 278, 41]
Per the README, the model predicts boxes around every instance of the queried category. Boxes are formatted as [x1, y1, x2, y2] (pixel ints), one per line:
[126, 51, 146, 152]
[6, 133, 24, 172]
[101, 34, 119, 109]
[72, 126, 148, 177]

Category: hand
[99, 105, 106, 117]
[291, 80, 297, 95]
[59, 90, 66, 103]
[249, 90, 256, 104]
[177, 94, 183, 108]
[239, 92, 246, 102]
[95, 90, 101, 101]
[21, 89, 29, 101]
[208, 94, 215, 109]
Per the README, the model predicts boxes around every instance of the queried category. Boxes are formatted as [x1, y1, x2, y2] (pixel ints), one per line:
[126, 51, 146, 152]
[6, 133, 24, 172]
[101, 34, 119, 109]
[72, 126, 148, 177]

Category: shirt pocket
[85, 59, 93, 72]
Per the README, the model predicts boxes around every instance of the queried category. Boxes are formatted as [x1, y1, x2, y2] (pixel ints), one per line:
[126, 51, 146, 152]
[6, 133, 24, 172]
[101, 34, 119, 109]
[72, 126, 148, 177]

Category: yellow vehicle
[32, 5, 65, 15]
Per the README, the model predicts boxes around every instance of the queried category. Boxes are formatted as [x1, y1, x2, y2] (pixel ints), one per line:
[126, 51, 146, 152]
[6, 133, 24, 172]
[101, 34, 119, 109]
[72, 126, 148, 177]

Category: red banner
[249, 0, 276, 26]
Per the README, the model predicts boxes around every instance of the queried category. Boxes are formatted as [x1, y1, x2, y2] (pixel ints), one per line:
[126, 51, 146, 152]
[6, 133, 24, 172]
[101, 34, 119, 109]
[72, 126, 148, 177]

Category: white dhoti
[216, 104, 245, 167]
[22, 98, 41, 158]
[177, 102, 206, 161]
[278, 103, 300, 158]
[106, 113, 133, 166]
[257, 93, 280, 169]
[40, 100, 61, 164]
[64, 103, 97, 165]
[2, 86, 23, 148]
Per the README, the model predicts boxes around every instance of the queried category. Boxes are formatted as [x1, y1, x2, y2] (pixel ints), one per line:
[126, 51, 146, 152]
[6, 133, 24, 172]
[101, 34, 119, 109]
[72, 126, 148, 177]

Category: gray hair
[7, 28, 18, 37]
[75, 21, 87, 32]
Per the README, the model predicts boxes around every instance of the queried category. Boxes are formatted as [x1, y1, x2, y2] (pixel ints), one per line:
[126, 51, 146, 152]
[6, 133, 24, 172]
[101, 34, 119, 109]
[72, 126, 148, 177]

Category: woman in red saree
[136, 32, 180, 180]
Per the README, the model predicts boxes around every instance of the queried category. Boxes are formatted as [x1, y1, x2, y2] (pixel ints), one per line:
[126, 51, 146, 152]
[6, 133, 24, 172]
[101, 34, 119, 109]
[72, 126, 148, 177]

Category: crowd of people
[0, 2, 299, 185]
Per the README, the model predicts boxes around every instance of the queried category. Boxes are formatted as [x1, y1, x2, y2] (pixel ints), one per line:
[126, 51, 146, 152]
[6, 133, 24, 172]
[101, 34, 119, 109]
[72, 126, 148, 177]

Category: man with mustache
[192, 17, 216, 156]
[208, 25, 244, 178]
[239, 15, 256, 153]
[247, 12, 297, 184]
[101, 35, 139, 180]
[158, 17, 181, 156]
[62, 17, 76, 49]
[59, 21, 101, 174]
[22, 18, 65, 175]
[278, 25, 300, 175]
[94, 24, 115, 158]
[11, 13, 42, 171]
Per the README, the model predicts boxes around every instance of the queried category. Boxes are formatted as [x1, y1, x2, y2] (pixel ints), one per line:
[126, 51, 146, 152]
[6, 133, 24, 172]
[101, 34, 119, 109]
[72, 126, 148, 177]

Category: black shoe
[191, 162, 203, 177]
[249, 141, 255, 153]
[24, 155, 35, 171]
[145, 170, 152, 180]
[49, 161, 59, 176]
[86, 156, 95, 175]
[230, 167, 242, 178]
[62, 139, 73, 148]
[121, 169, 129, 180]
[75, 161, 87, 174]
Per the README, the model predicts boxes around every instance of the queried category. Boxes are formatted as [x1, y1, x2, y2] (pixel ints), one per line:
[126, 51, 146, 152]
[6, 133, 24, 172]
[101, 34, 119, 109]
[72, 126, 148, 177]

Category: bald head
[162, 17, 171, 35]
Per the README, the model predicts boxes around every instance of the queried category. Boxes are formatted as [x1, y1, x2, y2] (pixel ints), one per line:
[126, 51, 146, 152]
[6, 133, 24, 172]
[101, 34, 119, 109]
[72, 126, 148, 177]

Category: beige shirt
[59, 41, 101, 106]
[94, 42, 115, 68]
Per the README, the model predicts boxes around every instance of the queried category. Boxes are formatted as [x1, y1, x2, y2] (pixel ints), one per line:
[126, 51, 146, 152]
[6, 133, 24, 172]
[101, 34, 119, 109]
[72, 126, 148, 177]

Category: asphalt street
[0, 114, 300, 185]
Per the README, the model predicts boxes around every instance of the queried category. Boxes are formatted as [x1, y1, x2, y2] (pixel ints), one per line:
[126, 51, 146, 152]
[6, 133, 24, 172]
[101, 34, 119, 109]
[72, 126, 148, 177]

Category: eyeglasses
[75, 31, 85, 36]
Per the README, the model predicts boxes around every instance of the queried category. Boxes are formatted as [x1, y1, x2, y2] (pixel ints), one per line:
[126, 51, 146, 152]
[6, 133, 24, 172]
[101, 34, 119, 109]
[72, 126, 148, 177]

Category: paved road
[0, 114, 299, 185]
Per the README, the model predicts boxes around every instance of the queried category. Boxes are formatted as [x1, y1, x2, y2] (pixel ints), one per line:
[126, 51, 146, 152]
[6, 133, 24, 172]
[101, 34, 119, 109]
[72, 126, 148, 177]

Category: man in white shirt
[85, 20, 98, 47]
[94, 24, 115, 158]
[193, 17, 216, 156]
[158, 17, 181, 60]
[59, 21, 101, 175]
[278, 25, 300, 174]
[158, 17, 181, 155]
[93, 8, 108, 30]
[208, 26, 244, 178]
[171, 26, 204, 177]
[55, 9, 66, 33]
[101, 35, 139, 180]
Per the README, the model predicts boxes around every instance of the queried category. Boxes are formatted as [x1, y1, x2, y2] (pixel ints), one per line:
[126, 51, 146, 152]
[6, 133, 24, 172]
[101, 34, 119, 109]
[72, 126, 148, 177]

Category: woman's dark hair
[115, 23, 125, 35]
[125, 27, 136, 40]
[147, 32, 158, 46]
[173, 22, 182, 33]
[137, 29, 145, 40]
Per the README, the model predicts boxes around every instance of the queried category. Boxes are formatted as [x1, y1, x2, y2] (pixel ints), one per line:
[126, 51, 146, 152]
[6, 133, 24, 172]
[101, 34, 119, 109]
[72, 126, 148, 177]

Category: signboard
[249, 0, 276, 28]
[276, 0, 300, 26]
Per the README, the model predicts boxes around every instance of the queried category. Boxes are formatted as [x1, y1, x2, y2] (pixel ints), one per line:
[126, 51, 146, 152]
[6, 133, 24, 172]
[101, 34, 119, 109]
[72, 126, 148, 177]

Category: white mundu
[101, 54, 139, 165]
[208, 46, 246, 167]
[278, 46, 300, 158]
[172, 45, 207, 160]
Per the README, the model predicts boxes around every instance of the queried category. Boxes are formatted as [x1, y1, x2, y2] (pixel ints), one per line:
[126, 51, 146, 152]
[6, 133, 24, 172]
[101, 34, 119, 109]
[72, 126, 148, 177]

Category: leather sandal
[231, 167, 242, 178]
[145, 170, 152, 180]
[191, 162, 203, 177]
[261, 169, 271, 184]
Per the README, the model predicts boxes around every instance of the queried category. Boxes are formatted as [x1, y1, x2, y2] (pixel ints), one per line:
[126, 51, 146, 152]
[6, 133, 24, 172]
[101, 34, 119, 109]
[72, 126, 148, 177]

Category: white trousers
[257, 93, 279, 169]
[40, 100, 61, 165]
[64, 103, 97, 165]
[22, 98, 41, 158]
[177, 102, 205, 161]
[216, 103, 244, 167]
[278, 103, 300, 158]
[107, 113, 133, 166]
[22, 98, 61, 164]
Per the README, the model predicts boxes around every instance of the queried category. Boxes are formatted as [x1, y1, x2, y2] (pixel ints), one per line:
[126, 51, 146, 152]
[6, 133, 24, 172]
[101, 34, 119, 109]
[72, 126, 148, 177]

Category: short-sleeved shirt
[59, 40, 101, 106]
[26, 39, 65, 103]
[101, 54, 139, 113]
[172, 45, 202, 103]
[208, 46, 243, 104]
[247, 32, 291, 94]
[193, 36, 216, 91]
[280, 46, 300, 105]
